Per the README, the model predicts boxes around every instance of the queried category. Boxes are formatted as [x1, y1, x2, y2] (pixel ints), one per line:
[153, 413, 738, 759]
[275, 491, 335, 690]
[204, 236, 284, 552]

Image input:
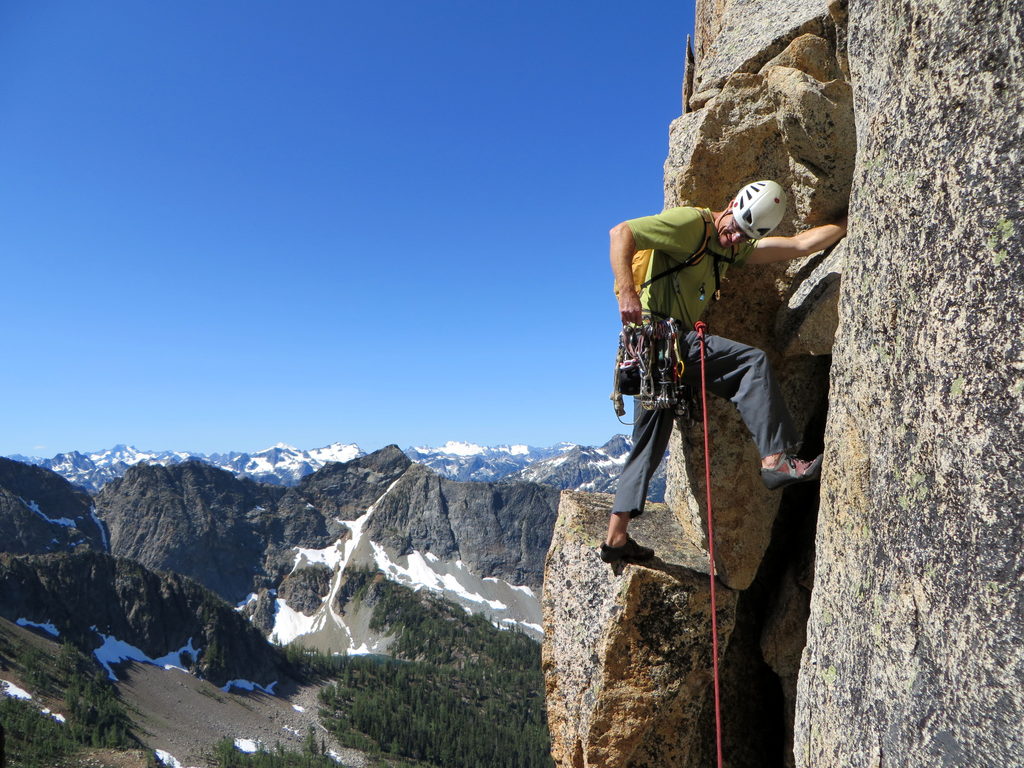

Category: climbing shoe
[760, 454, 823, 490]
[600, 537, 655, 564]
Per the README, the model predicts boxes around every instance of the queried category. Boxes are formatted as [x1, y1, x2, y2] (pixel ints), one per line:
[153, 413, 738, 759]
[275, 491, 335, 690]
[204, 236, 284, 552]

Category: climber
[602, 180, 848, 563]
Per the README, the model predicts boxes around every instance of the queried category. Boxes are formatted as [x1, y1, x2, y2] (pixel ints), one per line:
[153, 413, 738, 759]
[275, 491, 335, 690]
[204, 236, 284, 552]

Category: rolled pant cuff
[611, 508, 644, 519]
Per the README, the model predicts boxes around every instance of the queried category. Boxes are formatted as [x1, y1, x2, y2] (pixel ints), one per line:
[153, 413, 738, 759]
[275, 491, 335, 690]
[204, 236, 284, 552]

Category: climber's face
[716, 213, 749, 249]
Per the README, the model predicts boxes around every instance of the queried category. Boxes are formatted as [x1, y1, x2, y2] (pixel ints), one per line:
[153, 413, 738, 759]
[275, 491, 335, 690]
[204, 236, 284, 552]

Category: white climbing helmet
[729, 180, 788, 239]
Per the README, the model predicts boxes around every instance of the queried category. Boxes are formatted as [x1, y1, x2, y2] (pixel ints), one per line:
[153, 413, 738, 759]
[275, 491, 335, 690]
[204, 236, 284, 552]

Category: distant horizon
[5, 432, 629, 461]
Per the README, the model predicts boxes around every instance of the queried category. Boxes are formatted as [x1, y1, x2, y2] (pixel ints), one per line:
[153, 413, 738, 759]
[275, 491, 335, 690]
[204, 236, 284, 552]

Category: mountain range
[0, 446, 564, 764]
[0, 435, 665, 765]
[7, 435, 663, 500]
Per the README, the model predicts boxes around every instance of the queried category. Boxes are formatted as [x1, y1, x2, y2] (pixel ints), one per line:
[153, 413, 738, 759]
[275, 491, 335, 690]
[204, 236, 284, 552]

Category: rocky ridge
[505, 435, 668, 502]
[0, 551, 289, 689]
[10, 438, 647, 500]
[0, 457, 107, 555]
[405, 441, 574, 482]
[9, 442, 363, 492]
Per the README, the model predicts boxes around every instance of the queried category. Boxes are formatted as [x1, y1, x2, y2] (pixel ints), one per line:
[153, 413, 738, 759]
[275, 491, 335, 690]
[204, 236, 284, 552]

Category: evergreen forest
[0, 571, 553, 768]
[0, 632, 139, 768]
[305, 573, 554, 768]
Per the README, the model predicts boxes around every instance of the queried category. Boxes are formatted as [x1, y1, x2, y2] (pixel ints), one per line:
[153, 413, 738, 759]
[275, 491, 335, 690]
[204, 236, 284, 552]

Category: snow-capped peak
[7, 438, 615, 494]
[308, 443, 361, 464]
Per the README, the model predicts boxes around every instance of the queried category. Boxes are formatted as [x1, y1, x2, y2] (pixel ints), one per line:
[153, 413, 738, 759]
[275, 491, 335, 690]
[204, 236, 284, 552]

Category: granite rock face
[542, 492, 736, 768]
[546, 1, 1022, 766]
[794, 1, 1024, 766]
[663, 0, 854, 593]
[691, 0, 840, 107]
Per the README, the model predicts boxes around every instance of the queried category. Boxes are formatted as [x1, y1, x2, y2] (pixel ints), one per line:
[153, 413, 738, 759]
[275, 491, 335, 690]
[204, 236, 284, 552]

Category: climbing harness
[695, 320, 724, 768]
[610, 317, 691, 421]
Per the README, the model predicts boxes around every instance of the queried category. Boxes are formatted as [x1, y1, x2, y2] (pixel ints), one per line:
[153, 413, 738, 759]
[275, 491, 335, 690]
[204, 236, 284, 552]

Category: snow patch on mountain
[2, 679, 33, 700]
[291, 541, 346, 573]
[92, 632, 202, 681]
[222, 679, 277, 695]
[21, 497, 77, 528]
[268, 477, 543, 652]
[16, 618, 60, 637]
[2, 678, 68, 726]
[308, 443, 362, 464]
[89, 506, 109, 550]
[413, 441, 486, 457]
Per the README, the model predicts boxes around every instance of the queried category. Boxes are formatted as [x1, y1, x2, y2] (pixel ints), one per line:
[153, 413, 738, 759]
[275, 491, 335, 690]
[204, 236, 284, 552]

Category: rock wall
[666, 0, 853, 593]
[544, 0, 1023, 766]
[544, 2, 854, 766]
[794, 1, 1024, 766]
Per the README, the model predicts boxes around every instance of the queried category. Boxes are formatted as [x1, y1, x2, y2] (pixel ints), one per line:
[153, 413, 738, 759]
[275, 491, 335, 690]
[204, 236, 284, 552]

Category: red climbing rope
[694, 320, 724, 768]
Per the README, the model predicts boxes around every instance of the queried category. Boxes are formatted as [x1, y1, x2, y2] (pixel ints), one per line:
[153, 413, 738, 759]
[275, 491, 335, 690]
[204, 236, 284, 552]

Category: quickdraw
[610, 317, 690, 420]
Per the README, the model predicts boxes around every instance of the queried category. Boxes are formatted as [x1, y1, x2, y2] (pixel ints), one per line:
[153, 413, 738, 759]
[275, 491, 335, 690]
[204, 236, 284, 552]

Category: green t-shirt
[627, 206, 757, 329]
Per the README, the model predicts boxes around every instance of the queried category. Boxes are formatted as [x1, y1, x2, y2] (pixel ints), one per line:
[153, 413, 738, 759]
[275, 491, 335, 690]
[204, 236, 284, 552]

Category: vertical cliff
[794, 1, 1024, 766]
[544, 1, 853, 765]
[543, 0, 1022, 765]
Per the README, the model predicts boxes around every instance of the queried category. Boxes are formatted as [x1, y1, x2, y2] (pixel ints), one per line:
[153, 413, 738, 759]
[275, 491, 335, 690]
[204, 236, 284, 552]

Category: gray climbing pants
[612, 330, 799, 518]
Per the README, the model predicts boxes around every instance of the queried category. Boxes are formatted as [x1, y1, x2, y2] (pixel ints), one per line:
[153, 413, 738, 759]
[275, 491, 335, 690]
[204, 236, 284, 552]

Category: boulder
[542, 491, 737, 768]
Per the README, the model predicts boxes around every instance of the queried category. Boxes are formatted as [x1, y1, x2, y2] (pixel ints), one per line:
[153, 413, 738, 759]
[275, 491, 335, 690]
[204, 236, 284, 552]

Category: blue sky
[1, 1, 696, 457]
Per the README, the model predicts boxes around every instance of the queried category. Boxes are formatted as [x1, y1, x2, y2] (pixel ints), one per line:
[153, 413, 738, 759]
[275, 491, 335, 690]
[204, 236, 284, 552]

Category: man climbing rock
[602, 181, 847, 563]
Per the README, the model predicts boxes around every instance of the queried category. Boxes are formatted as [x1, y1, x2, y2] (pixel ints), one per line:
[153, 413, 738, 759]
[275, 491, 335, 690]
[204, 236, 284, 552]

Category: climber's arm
[610, 222, 643, 325]
[747, 217, 848, 264]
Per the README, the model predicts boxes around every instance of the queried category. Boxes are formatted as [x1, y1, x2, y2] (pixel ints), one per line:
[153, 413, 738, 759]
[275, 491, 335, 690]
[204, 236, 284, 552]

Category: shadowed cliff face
[0, 457, 107, 555]
[545, 1, 1023, 767]
[95, 460, 287, 603]
[0, 551, 289, 688]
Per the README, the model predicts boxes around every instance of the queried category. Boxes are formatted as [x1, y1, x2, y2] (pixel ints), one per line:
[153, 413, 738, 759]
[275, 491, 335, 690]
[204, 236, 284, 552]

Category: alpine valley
[0, 436, 657, 768]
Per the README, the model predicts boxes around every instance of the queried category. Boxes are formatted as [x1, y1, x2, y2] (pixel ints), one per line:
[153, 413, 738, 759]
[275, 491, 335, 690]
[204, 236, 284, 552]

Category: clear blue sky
[1, 1, 696, 457]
